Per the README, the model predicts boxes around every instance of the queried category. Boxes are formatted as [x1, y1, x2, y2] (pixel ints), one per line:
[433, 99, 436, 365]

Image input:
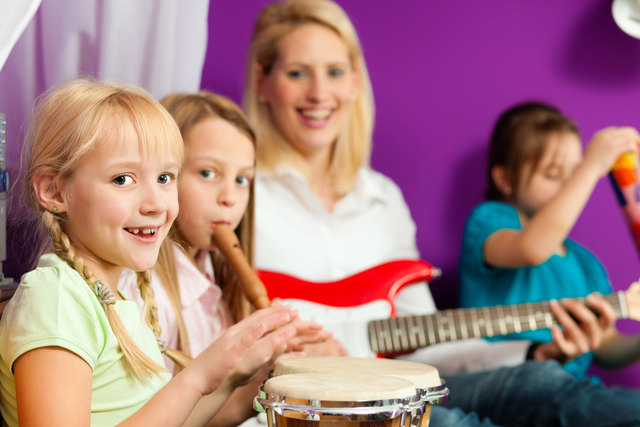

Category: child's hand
[530, 295, 616, 363]
[299, 338, 349, 356]
[282, 321, 333, 353]
[184, 305, 298, 396]
[583, 126, 639, 178]
[223, 319, 330, 388]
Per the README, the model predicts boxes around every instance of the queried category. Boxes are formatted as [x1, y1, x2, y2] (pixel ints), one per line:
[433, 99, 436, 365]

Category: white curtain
[0, 0, 42, 71]
[0, 0, 210, 175]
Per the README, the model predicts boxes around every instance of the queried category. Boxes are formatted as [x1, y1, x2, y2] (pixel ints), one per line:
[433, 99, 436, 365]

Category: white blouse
[255, 165, 529, 375]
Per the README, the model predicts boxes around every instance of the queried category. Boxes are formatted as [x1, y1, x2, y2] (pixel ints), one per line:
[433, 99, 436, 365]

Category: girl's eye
[157, 173, 174, 185]
[236, 176, 251, 187]
[200, 169, 216, 180]
[113, 175, 133, 186]
[287, 69, 306, 79]
[328, 68, 344, 78]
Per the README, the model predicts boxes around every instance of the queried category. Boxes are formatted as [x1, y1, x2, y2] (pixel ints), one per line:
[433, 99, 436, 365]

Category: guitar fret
[526, 302, 536, 331]
[483, 307, 494, 336]
[470, 309, 481, 338]
[398, 317, 410, 350]
[390, 317, 401, 350]
[458, 309, 469, 340]
[404, 316, 413, 350]
[372, 320, 383, 353]
[435, 314, 443, 344]
[407, 316, 419, 350]
[447, 311, 457, 342]
[496, 306, 507, 335]
[368, 321, 379, 353]
[426, 315, 436, 346]
[382, 319, 393, 353]
[511, 305, 522, 333]
[415, 315, 427, 348]
[544, 303, 554, 328]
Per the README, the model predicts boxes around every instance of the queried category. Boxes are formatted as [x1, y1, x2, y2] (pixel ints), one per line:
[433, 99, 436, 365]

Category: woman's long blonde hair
[244, 0, 375, 195]
[22, 79, 184, 378]
[156, 91, 256, 359]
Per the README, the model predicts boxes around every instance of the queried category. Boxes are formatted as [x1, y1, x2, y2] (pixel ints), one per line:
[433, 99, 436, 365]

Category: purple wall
[201, 0, 640, 387]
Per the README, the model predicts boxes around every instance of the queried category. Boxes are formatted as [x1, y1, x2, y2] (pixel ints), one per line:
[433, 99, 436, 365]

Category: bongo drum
[255, 372, 424, 426]
[257, 357, 449, 426]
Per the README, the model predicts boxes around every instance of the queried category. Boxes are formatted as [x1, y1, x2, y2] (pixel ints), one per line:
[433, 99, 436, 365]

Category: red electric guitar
[258, 260, 640, 357]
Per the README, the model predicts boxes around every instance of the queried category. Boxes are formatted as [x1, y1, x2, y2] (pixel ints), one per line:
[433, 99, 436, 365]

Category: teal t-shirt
[0, 254, 171, 426]
[459, 201, 611, 378]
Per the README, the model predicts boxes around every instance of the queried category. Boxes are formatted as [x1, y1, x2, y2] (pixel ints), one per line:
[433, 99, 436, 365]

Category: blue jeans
[429, 361, 640, 427]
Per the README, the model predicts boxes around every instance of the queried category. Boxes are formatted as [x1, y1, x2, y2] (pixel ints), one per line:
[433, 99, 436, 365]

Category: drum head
[274, 356, 441, 389]
[264, 372, 417, 402]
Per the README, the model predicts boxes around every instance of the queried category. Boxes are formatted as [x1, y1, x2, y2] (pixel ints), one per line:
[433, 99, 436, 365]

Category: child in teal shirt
[460, 101, 640, 379]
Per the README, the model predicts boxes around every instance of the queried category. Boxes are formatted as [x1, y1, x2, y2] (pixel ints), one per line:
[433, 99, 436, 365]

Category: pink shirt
[119, 243, 229, 371]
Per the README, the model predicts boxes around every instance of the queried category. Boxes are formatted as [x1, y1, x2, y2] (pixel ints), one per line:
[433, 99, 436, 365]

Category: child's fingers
[229, 324, 297, 385]
[221, 306, 296, 359]
[560, 299, 603, 351]
[294, 320, 324, 330]
[586, 293, 617, 332]
[550, 300, 590, 355]
[227, 305, 295, 340]
[285, 330, 333, 349]
[549, 325, 572, 356]
[587, 126, 640, 173]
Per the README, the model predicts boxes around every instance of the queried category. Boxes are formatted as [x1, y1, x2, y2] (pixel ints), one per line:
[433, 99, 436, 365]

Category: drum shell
[255, 372, 426, 426]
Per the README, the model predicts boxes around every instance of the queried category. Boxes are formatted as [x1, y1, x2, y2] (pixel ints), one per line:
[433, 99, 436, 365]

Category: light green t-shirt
[0, 254, 171, 426]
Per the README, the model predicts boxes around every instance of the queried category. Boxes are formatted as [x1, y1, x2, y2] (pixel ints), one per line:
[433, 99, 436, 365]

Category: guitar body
[258, 259, 440, 316]
[258, 259, 441, 357]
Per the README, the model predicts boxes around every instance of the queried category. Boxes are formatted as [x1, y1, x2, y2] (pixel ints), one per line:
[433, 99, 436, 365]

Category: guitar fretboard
[368, 292, 627, 355]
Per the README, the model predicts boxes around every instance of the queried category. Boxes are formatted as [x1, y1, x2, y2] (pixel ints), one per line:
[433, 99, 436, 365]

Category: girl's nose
[217, 182, 237, 207]
[140, 184, 169, 214]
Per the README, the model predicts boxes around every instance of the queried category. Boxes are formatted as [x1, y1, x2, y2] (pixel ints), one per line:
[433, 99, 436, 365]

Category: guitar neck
[368, 292, 629, 355]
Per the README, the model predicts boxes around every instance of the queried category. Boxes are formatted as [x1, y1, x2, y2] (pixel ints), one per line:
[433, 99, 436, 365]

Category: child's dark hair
[485, 101, 579, 201]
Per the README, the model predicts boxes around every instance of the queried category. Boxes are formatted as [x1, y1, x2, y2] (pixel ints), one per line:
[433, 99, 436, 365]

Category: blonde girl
[120, 90, 328, 426]
[0, 80, 302, 427]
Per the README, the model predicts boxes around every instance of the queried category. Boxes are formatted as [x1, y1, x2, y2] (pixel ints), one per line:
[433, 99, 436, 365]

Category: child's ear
[33, 170, 67, 213]
[491, 165, 513, 196]
[255, 63, 267, 101]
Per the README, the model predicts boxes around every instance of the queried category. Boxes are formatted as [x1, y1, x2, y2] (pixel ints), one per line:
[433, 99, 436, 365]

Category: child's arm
[119, 305, 298, 426]
[13, 305, 297, 427]
[485, 127, 639, 268]
[184, 319, 330, 427]
[203, 373, 267, 427]
[14, 347, 92, 426]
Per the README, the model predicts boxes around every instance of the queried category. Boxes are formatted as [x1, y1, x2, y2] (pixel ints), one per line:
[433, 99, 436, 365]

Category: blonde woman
[244, 1, 640, 426]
